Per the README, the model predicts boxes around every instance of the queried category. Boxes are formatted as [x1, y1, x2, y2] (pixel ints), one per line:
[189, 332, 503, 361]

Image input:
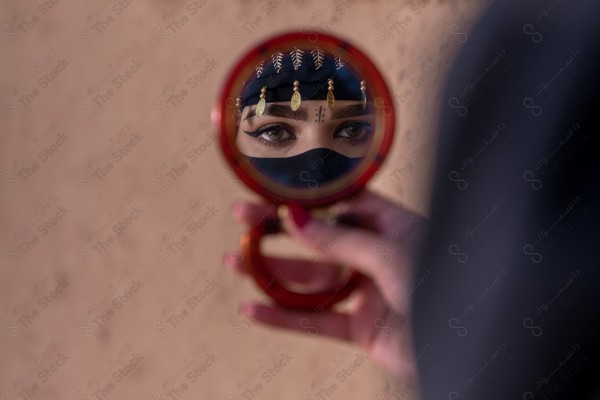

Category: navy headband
[240, 48, 364, 109]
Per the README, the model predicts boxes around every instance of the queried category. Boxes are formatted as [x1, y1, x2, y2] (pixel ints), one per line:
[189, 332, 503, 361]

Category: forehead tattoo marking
[314, 105, 325, 123]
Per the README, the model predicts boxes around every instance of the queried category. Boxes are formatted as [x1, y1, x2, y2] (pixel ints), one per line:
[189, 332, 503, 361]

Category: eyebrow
[244, 104, 309, 121]
[331, 104, 373, 120]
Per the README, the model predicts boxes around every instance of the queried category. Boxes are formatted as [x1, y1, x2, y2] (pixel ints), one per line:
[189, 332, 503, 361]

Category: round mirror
[214, 31, 395, 207]
[213, 31, 395, 309]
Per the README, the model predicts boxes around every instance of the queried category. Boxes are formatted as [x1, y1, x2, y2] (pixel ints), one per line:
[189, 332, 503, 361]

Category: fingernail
[230, 201, 243, 219]
[240, 303, 275, 318]
[288, 204, 311, 229]
[253, 304, 277, 317]
[239, 303, 252, 316]
[223, 252, 239, 267]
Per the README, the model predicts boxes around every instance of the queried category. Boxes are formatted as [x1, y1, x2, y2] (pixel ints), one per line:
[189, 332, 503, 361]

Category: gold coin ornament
[291, 92, 301, 111]
[327, 78, 335, 110]
[327, 91, 335, 110]
[256, 98, 265, 116]
[256, 86, 267, 117]
[291, 80, 301, 111]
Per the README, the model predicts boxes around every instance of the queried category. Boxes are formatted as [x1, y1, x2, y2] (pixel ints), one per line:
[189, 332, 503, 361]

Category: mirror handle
[240, 213, 366, 310]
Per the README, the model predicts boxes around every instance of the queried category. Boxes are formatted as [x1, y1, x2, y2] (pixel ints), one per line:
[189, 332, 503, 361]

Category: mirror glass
[237, 51, 373, 188]
[215, 32, 394, 207]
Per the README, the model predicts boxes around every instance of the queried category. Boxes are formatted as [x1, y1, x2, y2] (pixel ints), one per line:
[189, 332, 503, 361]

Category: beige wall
[0, 0, 480, 398]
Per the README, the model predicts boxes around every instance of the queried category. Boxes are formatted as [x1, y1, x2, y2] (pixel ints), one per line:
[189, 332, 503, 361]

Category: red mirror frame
[213, 31, 395, 207]
[213, 31, 396, 309]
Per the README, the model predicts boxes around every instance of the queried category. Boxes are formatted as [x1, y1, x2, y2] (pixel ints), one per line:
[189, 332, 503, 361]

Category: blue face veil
[239, 48, 366, 189]
[247, 147, 363, 188]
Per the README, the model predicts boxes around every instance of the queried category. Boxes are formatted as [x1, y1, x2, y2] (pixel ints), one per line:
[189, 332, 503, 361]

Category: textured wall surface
[0, 0, 479, 398]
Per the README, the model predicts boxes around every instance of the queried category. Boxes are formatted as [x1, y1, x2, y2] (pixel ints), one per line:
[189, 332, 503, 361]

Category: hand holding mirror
[213, 31, 395, 310]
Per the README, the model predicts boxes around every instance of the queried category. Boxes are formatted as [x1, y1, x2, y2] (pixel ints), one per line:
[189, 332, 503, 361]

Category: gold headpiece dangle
[311, 48, 324, 70]
[334, 54, 344, 70]
[272, 52, 283, 74]
[255, 60, 264, 78]
[291, 80, 301, 111]
[290, 48, 304, 111]
[360, 81, 367, 110]
[327, 79, 335, 110]
[256, 86, 267, 117]
[291, 48, 304, 71]
[235, 79, 246, 117]
[235, 96, 241, 116]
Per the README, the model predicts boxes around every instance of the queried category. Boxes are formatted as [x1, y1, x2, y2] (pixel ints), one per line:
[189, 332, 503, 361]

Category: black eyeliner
[243, 129, 264, 137]
[242, 123, 293, 138]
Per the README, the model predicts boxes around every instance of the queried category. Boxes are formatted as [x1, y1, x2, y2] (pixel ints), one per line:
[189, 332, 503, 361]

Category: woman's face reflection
[236, 100, 374, 158]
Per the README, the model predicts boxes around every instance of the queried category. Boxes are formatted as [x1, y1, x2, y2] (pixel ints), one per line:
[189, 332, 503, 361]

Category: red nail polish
[251, 304, 276, 317]
[239, 304, 252, 316]
[223, 252, 237, 266]
[230, 201, 242, 217]
[288, 204, 311, 229]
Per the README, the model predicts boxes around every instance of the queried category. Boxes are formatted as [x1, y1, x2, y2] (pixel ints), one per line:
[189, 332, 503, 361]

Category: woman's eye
[335, 121, 372, 141]
[259, 127, 294, 142]
[243, 124, 296, 145]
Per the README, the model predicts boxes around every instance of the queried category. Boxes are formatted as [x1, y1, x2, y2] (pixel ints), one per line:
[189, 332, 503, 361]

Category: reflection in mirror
[234, 48, 374, 188]
[215, 31, 395, 309]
